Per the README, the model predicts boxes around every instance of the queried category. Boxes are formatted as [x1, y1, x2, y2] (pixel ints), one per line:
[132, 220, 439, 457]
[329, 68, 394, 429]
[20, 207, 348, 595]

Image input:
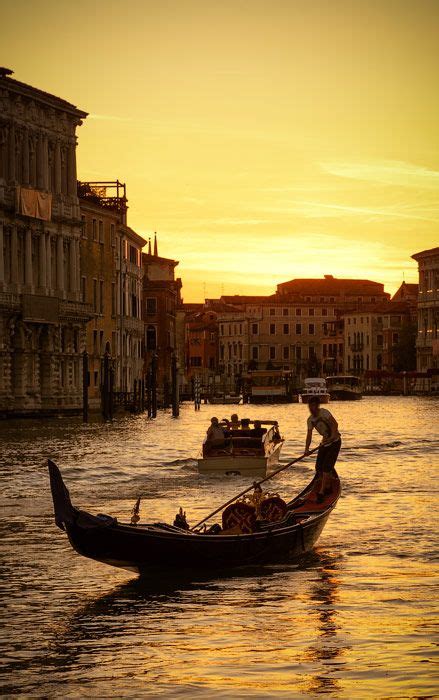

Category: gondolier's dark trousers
[315, 438, 341, 474]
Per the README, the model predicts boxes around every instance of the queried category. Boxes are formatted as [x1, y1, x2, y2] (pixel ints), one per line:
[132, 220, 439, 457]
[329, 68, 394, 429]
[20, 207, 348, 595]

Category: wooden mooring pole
[82, 350, 89, 423]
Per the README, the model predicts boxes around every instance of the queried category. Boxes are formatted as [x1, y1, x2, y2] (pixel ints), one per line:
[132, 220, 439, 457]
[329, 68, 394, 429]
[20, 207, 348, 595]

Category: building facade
[412, 247, 439, 376]
[0, 68, 91, 415]
[344, 301, 413, 374]
[184, 307, 219, 388]
[143, 238, 182, 398]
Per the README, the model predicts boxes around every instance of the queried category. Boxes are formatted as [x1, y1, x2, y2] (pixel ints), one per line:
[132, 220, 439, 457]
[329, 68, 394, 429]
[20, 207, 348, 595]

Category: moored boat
[326, 375, 363, 400]
[48, 459, 341, 575]
[208, 394, 241, 405]
[300, 377, 330, 404]
[198, 420, 284, 476]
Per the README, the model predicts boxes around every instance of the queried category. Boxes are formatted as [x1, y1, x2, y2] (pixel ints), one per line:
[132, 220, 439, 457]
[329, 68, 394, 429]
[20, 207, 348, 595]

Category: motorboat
[198, 420, 284, 476]
[48, 460, 341, 575]
[300, 378, 330, 404]
[326, 375, 363, 400]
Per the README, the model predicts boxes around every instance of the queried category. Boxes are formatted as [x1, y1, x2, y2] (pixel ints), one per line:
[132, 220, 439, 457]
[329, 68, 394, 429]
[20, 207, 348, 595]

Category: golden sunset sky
[2, 0, 438, 300]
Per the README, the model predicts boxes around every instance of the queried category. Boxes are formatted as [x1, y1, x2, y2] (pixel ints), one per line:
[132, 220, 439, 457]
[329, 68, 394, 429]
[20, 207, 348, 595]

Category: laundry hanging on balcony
[16, 187, 52, 221]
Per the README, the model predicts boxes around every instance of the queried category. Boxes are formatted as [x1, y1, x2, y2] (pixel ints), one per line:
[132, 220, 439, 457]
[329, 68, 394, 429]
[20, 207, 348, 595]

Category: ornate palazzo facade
[0, 68, 91, 415]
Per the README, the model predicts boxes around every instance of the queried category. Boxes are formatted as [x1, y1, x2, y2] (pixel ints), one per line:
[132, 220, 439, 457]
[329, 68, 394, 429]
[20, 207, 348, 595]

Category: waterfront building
[411, 247, 439, 382]
[212, 276, 389, 385]
[142, 236, 182, 399]
[343, 301, 413, 374]
[0, 68, 91, 415]
[184, 306, 219, 389]
[78, 181, 125, 406]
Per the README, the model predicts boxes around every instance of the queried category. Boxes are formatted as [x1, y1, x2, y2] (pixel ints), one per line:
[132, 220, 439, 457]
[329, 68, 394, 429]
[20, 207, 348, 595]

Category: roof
[0, 68, 87, 118]
[411, 246, 439, 261]
[121, 225, 147, 247]
[277, 276, 386, 295]
[344, 300, 411, 315]
[142, 252, 178, 267]
[391, 282, 418, 302]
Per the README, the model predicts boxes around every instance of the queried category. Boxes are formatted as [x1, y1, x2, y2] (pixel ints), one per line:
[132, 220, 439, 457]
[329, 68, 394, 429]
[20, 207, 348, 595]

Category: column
[22, 130, 30, 185]
[75, 239, 81, 295]
[67, 144, 77, 196]
[57, 234, 64, 292]
[0, 221, 4, 284]
[69, 239, 76, 293]
[8, 123, 15, 182]
[25, 228, 33, 287]
[36, 132, 44, 190]
[54, 141, 61, 194]
[42, 135, 49, 190]
[39, 230, 46, 288]
[11, 226, 18, 283]
[46, 233, 52, 290]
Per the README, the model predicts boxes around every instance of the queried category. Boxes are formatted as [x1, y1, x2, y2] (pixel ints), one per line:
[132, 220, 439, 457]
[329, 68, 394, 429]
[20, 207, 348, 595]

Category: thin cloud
[321, 159, 439, 189]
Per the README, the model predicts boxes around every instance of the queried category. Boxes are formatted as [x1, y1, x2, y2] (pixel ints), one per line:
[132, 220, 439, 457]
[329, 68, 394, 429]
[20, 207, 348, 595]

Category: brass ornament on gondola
[222, 485, 288, 532]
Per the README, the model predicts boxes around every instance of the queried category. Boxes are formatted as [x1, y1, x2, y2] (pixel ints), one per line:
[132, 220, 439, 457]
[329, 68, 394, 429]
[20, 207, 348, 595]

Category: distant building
[344, 301, 413, 374]
[391, 281, 418, 321]
[211, 276, 389, 385]
[142, 235, 182, 398]
[0, 68, 91, 415]
[184, 307, 218, 388]
[411, 247, 439, 378]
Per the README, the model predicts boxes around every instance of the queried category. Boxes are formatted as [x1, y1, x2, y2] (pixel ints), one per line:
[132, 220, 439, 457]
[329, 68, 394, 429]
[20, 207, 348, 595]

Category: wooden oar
[190, 445, 320, 531]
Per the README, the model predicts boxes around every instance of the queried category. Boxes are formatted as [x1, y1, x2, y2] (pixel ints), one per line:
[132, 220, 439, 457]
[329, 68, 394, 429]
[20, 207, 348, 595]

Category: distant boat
[326, 375, 363, 401]
[198, 420, 284, 476]
[300, 377, 330, 404]
[208, 394, 241, 405]
[48, 460, 341, 575]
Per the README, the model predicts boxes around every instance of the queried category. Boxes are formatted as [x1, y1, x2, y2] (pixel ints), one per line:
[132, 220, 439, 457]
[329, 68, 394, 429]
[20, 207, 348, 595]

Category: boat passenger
[229, 413, 240, 430]
[206, 417, 229, 450]
[304, 397, 341, 503]
[240, 418, 251, 435]
[251, 420, 267, 438]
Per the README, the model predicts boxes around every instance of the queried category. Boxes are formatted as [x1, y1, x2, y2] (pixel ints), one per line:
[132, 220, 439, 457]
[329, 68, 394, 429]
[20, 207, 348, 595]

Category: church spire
[148, 237, 151, 255]
[154, 232, 158, 257]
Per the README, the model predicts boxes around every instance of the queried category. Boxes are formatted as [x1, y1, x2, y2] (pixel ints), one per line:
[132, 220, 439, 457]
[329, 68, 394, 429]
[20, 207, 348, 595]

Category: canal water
[0, 397, 437, 698]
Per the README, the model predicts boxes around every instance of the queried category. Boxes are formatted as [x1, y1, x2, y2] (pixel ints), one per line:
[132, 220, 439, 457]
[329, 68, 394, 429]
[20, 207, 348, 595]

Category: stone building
[213, 276, 389, 386]
[142, 236, 182, 398]
[343, 301, 413, 374]
[184, 307, 219, 388]
[78, 181, 124, 406]
[411, 247, 439, 379]
[0, 68, 91, 415]
[117, 225, 145, 392]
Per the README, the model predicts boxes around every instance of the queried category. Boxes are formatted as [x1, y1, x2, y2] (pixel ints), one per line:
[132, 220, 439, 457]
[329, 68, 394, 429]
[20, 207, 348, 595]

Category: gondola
[48, 459, 341, 575]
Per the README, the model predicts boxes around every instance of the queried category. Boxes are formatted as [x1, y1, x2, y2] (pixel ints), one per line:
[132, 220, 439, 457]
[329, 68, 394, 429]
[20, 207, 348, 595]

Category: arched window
[146, 325, 156, 350]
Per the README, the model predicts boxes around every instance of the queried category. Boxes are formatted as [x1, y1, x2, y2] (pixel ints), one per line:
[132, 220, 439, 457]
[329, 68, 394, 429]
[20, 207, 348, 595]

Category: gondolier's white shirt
[307, 408, 340, 440]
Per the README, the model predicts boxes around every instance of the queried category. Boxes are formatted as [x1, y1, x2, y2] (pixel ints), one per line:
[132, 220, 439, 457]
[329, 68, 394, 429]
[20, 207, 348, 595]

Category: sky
[2, 0, 438, 300]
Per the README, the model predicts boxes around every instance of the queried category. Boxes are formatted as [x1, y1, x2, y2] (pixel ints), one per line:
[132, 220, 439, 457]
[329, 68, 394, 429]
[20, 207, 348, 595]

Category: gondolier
[304, 396, 341, 502]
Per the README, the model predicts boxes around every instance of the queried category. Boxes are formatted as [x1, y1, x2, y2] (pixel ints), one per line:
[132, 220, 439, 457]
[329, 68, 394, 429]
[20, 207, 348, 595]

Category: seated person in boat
[228, 413, 240, 430]
[304, 397, 341, 503]
[240, 418, 251, 434]
[251, 420, 267, 438]
[206, 417, 230, 451]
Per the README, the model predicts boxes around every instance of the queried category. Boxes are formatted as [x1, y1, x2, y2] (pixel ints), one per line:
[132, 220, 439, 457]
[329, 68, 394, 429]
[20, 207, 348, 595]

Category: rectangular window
[93, 330, 97, 354]
[309, 323, 315, 335]
[296, 346, 302, 360]
[283, 346, 289, 360]
[99, 330, 104, 353]
[98, 220, 104, 243]
[81, 276, 87, 302]
[92, 219, 97, 241]
[146, 297, 157, 314]
[251, 346, 259, 360]
[111, 282, 116, 315]
[296, 308, 301, 316]
[296, 323, 302, 335]
[99, 280, 104, 314]
[251, 323, 258, 335]
[309, 308, 314, 316]
[269, 308, 276, 316]
[322, 308, 328, 316]
[283, 323, 289, 335]
[269, 346, 276, 360]
[270, 323, 275, 335]
[129, 245, 138, 264]
[93, 279, 97, 312]
[283, 308, 288, 316]
[190, 356, 202, 367]
[110, 223, 115, 247]
[81, 215, 87, 239]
